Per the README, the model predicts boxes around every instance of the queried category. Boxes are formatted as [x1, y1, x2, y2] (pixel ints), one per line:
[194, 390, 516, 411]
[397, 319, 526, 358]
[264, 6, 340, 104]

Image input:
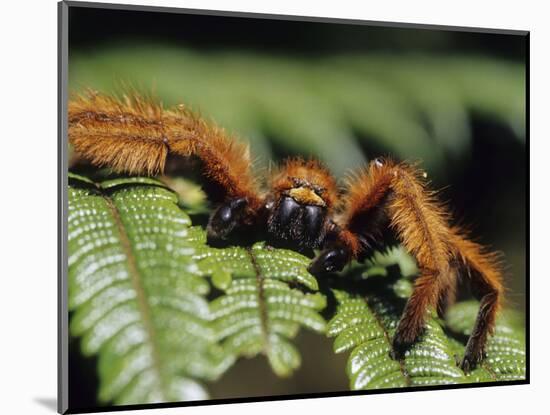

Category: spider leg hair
[68, 90, 264, 215]
[384, 161, 456, 357]
[324, 158, 503, 370]
[308, 158, 391, 273]
[448, 228, 504, 371]
[270, 158, 339, 209]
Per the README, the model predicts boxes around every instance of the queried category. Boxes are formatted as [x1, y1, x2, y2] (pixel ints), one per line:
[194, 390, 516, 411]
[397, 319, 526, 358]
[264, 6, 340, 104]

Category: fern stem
[365, 296, 411, 387]
[246, 247, 271, 355]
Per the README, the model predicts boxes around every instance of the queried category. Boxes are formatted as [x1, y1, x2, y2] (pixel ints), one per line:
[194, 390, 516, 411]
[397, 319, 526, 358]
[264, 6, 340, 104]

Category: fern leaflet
[68, 174, 232, 405]
[446, 301, 526, 382]
[328, 248, 526, 389]
[195, 241, 326, 377]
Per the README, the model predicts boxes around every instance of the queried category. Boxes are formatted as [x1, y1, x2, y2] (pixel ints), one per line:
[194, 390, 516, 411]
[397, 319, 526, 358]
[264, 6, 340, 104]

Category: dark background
[69, 6, 525, 58]
[68, 4, 527, 411]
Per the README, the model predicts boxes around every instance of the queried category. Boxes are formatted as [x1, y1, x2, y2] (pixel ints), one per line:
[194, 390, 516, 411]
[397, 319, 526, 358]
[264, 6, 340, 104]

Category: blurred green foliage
[69, 44, 525, 177]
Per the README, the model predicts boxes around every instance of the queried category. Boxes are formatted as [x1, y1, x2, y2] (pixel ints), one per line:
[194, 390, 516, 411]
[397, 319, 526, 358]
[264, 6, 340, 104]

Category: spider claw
[459, 347, 485, 373]
[459, 356, 474, 373]
[390, 332, 413, 360]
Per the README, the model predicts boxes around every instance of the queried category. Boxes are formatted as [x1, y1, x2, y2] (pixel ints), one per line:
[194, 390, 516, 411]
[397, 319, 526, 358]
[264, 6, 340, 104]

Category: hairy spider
[68, 91, 504, 372]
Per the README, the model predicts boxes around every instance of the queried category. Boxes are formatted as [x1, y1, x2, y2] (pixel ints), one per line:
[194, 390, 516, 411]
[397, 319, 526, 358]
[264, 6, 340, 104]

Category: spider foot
[207, 198, 248, 242]
[459, 346, 486, 373]
[390, 330, 414, 360]
[308, 245, 350, 275]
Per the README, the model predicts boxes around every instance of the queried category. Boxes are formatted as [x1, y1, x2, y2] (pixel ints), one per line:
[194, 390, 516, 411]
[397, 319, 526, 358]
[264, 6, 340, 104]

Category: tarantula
[68, 91, 504, 372]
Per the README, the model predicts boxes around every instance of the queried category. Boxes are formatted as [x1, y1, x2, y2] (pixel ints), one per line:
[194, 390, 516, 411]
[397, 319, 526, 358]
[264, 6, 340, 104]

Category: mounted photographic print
[58, 1, 529, 413]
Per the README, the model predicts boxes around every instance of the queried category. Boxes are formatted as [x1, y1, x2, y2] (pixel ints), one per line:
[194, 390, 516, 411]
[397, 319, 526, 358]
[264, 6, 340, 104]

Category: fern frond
[68, 174, 233, 405]
[195, 241, 326, 377]
[328, 248, 525, 390]
[329, 290, 465, 389]
[446, 301, 526, 382]
[68, 170, 524, 396]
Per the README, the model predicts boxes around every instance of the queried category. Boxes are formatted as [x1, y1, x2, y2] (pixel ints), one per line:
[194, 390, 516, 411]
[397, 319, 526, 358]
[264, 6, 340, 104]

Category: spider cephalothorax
[69, 91, 504, 372]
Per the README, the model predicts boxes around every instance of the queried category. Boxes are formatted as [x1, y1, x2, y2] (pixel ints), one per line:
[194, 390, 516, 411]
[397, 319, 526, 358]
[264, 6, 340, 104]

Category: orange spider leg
[448, 228, 504, 371]
[436, 268, 458, 317]
[385, 161, 457, 356]
[308, 158, 393, 273]
[316, 158, 503, 371]
[69, 91, 264, 239]
[389, 163, 504, 369]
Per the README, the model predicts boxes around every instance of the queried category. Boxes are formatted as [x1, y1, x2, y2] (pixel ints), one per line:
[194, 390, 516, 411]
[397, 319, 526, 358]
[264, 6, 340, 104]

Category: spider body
[69, 91, 504, 373]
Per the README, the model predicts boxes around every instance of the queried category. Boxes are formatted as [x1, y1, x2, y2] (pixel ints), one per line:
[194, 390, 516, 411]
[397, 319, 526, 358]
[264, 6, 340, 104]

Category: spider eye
[373, 158, 384, 167]
[290, 177, 306, 187]
[313, 185, 325, 195]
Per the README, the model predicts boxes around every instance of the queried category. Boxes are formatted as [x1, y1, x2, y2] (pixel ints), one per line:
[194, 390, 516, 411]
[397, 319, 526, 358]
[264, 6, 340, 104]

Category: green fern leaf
[68, 171, 524, 396]
[68, 174, 233, 405]
[328, 248, 526, 390]
[445, 301, 526, 382]
[195, 240, 326, 377]
[68, 173, 328, 401]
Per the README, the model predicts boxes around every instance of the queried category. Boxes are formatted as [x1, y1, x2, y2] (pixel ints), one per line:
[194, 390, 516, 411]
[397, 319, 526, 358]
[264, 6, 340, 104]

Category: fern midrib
[365, 296, 411, 387]
[246, 247, 271, 355]
[101, 189, 169, 401]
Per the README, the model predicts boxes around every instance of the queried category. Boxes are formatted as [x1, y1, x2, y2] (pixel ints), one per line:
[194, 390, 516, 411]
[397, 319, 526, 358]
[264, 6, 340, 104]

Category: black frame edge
[63, 0, 529, 36]
[58, 1, 69, 414]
